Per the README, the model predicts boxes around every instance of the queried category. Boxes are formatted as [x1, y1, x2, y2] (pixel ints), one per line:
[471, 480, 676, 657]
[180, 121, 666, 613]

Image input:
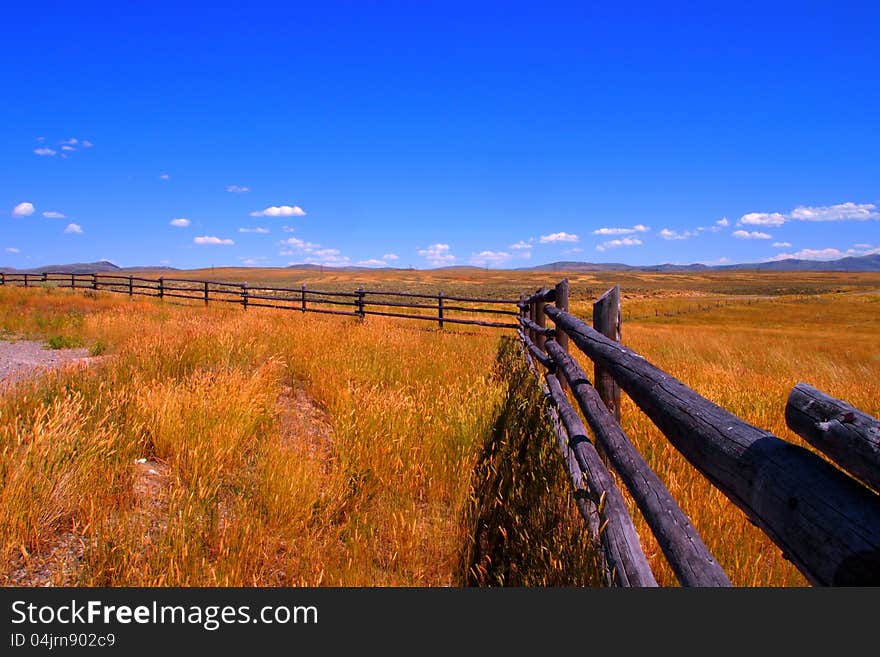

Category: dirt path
[0, 339, 95, 391]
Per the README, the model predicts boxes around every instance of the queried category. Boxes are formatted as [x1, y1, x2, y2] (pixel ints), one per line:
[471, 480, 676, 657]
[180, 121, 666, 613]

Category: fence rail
[519, 279, 880, 587]
[0, 271, 519, 329]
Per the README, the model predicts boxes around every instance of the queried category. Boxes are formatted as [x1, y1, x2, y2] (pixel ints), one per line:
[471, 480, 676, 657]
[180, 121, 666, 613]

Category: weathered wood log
[786, 383, 880, 493]
[545, 373, 658, 587]
[518, 330, 555, 371]
[544, 339, 731, 586]
[545, 304, 880, 585]
[518, 316, 555, 337]
[593, 285, 621, 421]
[522, 288, 556, 305]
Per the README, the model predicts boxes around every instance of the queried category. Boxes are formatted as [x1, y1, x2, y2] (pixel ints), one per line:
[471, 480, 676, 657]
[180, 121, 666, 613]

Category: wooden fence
[0, 271, 520, 329]
[519, 279, 880, 587]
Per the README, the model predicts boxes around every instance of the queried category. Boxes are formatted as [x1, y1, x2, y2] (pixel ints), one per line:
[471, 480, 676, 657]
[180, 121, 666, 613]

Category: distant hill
[0, 261, 179, 274]
[715, 253, 880, 272]
[519, 253, 880, 273]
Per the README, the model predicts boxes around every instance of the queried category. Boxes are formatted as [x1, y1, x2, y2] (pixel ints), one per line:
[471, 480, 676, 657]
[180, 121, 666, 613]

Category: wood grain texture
[786, 383, 880, 493]
[545, 304, 880, 586]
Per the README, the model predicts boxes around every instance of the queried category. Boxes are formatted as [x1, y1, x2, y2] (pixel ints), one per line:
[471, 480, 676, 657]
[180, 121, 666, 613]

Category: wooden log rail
[0, 272, 520, 329]
[785, 383, 880, 493]
[543, 300, 880, 586]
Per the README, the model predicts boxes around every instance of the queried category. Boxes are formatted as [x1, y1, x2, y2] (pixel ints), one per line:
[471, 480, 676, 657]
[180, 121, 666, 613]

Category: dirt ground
[0, 339, 94, 391]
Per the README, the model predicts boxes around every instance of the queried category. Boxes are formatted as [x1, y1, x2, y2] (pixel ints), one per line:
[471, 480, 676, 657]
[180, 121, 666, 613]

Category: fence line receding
[0, 271, 520, 329]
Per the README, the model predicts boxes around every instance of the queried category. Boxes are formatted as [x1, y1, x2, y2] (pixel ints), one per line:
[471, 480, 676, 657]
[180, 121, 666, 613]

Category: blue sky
[2, 1, 878, 269]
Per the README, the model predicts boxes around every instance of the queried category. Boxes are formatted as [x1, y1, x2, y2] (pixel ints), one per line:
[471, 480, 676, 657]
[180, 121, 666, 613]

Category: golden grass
[580, 292, 880, 586]
[0, 273, 878, 587]
[0, 286, 503, 585]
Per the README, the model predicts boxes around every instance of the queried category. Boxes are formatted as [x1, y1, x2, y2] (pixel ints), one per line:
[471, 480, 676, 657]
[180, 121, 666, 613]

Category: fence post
[554, 278, 570, 390]
[1, 272, 4, 286]
[438, 291, 444, 329]
[92, 273, 98, 290]
[158, 277, 164, 300]
[529, 290, 537, 342]
[356, 286, 365, 320]
[242, 282, 249, 310]
[593, 285, 622, 422]
[535, 290, 547, 351]
[129, 275, 133, 298]
[24, 273, 29, 287]
[70, 273, 75, 289]
[42, 272, 47, 284]
[203, 281, 209, 306]
[301, 284, 307, 313]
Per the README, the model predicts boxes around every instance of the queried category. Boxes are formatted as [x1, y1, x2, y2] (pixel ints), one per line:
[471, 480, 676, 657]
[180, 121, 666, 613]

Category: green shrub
[47, 335, 82, 350]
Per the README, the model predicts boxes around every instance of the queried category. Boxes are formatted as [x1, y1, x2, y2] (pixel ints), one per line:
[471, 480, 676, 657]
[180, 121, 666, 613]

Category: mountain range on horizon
[2, 253, 879, 275]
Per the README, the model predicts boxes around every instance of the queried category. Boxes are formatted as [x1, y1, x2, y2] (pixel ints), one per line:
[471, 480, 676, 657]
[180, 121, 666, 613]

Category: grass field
[0, 270, 878, 586]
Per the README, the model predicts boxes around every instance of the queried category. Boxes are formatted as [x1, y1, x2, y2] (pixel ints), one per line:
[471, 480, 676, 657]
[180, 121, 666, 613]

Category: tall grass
[1, 282, 878, 586]
[0, 286, 504, 585]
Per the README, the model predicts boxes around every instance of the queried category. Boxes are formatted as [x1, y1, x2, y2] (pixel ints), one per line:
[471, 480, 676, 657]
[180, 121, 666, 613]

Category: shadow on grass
[459, 336, 603, 586]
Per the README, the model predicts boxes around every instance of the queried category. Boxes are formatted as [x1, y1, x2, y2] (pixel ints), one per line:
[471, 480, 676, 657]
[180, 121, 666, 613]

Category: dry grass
[0, 286, 503, 585]
[575, 291, 880, 586]
[1, 271, 878, 587]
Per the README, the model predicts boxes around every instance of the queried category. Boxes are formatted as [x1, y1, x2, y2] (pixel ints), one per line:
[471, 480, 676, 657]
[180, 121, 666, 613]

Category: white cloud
[771, 248, 843, 261]
[562, 247, 583, 255]
[539, 231, 579, 243]
[732, 230, 772, 240]
[64, 223, 83, 234]
[790, 202, 878, 222]
[238, 227, 269, 233]
[382, 253, 399, 261]
[5, 247, 20, 253]
[312, 248, 340, 258]
[240, 256, 268, 266]
[738, 212, 786, 227]
[304, 252, 350, 267]
[279, 249, 294, 256]
[34, 147, 56, 156]
[226, 185, 251, 193]
[659, 228, 696, 240]
[81, 139, 93, 148]
[596, 237, 642, 251]
[42, 210, 66, 219]
[358, 259, 388, 267]
[60, 138, 78, 146]
[13, 202, 35, 217]
[169, 218, 191, 227]
[509, 240, 533, 250]
[282, 225, 296, 232]
[470, 250, 511, 267]
[194, 235, 234, 245]
[282, 237, 319, 251]
[707, 217, 729, 232]
[592, 225, 649, 236]
[159, 173, 170, 180]
[418, 243, 456, 266]
[772, 241, 792, 248]
[61, 145, 76, 152]
[249, 205, 306, 217]
[854, 243, 873, 249]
